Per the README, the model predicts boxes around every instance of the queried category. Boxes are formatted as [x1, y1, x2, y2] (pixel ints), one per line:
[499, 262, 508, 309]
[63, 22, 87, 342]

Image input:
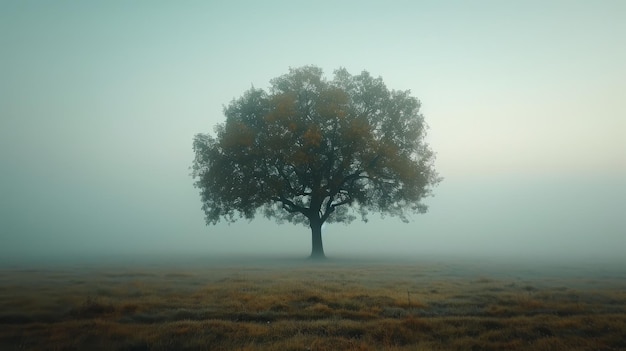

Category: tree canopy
[192, 66, 440, 258]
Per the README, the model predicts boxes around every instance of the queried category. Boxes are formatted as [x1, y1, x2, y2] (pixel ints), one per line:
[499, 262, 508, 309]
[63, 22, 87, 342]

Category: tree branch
[271, 195, 308, 214]
[275, 164, 301, 196]
[340, 170, 370, 188]
[332, 196, 353, 208]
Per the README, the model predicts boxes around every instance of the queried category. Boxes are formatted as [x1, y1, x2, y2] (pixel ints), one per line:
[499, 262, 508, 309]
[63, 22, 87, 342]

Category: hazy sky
[1, 1, 624, 263]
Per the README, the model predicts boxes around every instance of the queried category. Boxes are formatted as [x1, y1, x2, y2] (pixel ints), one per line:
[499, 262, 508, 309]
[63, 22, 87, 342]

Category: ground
[1, 255, 625, 350]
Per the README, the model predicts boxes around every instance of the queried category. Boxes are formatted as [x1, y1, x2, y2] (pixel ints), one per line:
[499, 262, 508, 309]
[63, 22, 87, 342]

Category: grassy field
[1, 256, 625, 350]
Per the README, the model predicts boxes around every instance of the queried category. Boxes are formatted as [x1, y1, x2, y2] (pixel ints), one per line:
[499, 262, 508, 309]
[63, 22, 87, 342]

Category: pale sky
[1, 1, 624, 263]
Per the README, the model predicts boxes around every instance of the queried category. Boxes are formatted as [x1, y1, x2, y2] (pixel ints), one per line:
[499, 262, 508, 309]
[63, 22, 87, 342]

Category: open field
[1, 256, 625, 350]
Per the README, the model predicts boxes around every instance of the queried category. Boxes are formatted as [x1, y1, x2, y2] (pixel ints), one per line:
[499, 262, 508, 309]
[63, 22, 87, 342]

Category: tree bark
[309, 218, 325, 259]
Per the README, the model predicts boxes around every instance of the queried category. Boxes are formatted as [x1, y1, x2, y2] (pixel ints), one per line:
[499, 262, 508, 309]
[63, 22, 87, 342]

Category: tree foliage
[192, 66, 440, 255]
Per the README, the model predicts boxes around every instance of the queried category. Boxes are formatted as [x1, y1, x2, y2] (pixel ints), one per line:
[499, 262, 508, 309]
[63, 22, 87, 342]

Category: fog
[1, 1, 624, 267]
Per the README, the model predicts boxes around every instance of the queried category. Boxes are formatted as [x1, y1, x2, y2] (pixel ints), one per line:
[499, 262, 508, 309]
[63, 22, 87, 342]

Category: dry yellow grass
[0, 258, 625, 350]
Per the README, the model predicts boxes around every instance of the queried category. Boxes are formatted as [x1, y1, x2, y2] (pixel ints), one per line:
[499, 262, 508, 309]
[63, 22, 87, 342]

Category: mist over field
[1, 1, 625, 267]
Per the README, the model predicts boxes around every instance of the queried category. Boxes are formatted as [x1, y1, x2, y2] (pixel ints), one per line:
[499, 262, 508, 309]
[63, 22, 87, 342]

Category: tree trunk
[309, 218, 325, 259]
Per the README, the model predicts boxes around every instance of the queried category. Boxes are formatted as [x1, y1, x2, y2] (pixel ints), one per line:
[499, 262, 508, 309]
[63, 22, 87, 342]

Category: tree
[192, 66, 440, 259]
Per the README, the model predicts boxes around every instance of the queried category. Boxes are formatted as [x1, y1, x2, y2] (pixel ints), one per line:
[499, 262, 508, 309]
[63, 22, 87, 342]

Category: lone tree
[192, 66, 440, 258]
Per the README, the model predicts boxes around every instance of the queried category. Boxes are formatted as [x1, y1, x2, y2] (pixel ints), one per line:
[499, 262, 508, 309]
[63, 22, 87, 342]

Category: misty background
[1, 1, 624, 264]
